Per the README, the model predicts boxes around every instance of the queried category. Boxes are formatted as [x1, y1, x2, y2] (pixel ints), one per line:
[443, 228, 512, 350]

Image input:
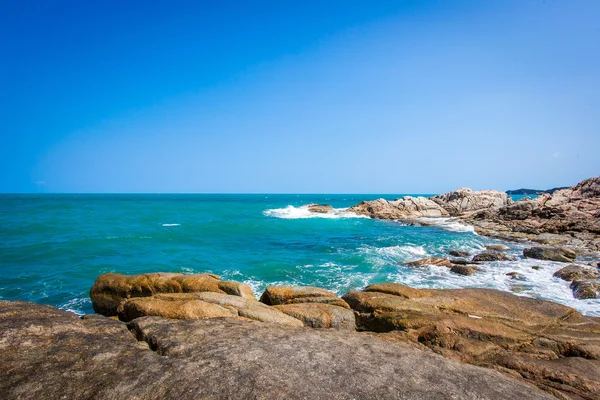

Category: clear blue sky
[2, 0, 599, 193]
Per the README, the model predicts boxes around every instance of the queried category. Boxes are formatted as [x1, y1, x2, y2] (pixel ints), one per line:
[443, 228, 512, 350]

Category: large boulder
[524, 247, 577, 263]
[471, 251, 516, 262]
[90, 272, 255, 316]
[553, 265, 600, 282]
[431, 188, 513, 216]
[118, 292, 304, 327]
[570, 280, 600, 300]
[259, 286, 350, 309]
[346, 196, 449, 219]
[342, 283, 600, 399]
[273, 303, 355, 330]
[0, 300, 553, 400]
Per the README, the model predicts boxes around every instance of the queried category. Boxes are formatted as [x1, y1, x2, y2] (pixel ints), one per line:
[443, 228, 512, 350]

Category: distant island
[506, 187, 568, 195]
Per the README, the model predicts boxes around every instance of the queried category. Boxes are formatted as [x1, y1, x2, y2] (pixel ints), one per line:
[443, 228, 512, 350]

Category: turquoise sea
[1, 194, 598, 316]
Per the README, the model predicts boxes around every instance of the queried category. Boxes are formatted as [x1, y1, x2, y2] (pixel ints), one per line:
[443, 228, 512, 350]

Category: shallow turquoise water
[1, 194, 597, 316]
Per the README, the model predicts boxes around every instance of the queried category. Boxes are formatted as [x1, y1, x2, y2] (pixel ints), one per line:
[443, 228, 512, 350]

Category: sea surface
[1, 194, 598, 316]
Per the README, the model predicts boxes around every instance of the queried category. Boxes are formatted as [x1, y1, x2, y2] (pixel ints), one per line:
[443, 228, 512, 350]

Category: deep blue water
[1, 193, 597, 316]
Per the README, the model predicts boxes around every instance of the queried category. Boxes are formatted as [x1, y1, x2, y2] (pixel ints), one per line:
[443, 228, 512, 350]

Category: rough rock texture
[90, 272, 255, 316]
[431, 188, 513, 216]
[346, 196, 449, 219]
[524, 247, 577, 263]
[260, 285, 350, 309]
[553, 265, 600, 282]
[307, 204, 334, 213]
[0, 300, 553, 400]
[342, 283, 600, 399]
[461, 177, 600, 251]
[570, 280, 600, 300]
[117, 292, 304, 327]
[273, 303, 355, 329]
[472, 251, 516, 262]
[405, 257, 452, 268]
[450, 265, 477, 276]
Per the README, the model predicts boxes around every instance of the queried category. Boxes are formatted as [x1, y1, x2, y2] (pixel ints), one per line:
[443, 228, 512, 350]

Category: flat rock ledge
[0, 300, 553, 400]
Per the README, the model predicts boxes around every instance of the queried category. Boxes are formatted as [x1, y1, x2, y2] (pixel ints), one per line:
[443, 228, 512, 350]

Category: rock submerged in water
[553, 265, 600, 300]
[0, 300, 554, 400]
[449, 250, 469, 257]
[405, 257, 452, 268]
[450, 265, 477, 276]
[471, 251, 516, 262]
[306, 204, 334, 213]
[524, 246, 577, 263]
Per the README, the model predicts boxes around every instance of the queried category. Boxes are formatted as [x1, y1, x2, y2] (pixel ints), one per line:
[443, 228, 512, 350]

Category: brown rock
[524, 247, 576, 263]
[116, 296, 234, 322]
[553, 265, 600, 282]
[449, 250, 469, 257]
[307, 204, 334, 213]
[570, 281, 600, 299]
[0, 300, 554, 400]
[450, 265, 477, 276]
[90, 272, 254, 316]
[405, 257, 452, 268]
[273, 303, 355, 330]
[259, 285, 350, 309]
[342, 283, 600, 399]
[472, 251, 516, 262]
[431, 188, 513, 216]
[346, 196, 449, 219]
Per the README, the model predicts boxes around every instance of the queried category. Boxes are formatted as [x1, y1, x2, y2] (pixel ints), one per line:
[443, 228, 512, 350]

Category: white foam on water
[388, 257, 600, 316]
[417, 217, 476, 233]
[60, 297, 91, 316]
[263, 205, 368, 220]
[162, 223, 180, 227]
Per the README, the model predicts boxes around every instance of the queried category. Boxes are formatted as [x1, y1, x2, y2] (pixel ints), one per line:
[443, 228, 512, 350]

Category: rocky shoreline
[2, 177, 599, 399]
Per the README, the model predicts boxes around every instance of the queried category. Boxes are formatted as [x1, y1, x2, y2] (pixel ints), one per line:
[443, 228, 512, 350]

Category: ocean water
[1, 194, 598, 316]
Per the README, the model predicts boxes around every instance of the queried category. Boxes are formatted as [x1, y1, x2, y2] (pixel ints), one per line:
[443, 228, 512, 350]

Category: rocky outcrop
[307, 204, 334, 213]
[342, 283, 600, 399]
[117, 292, 304, 327]
[405, 257, 452, 268]
[461, 177, 600, 251]
[346, 196, 449, 219]
[472, 251, 517, 262]
[431, 188, 513, 216]
[524, 247, 577, 263]
[259, 285, 350, 309]
[90, 272, 255, 316]
[553, 265, 600, 300]
[273, 303, 355, 329]
[0, 300, 554, 400]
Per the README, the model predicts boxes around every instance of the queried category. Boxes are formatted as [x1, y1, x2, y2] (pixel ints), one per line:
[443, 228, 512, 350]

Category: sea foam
[263, 205, 367, 219]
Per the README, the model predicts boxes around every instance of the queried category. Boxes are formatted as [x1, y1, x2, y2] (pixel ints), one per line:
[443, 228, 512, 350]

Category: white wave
[162, 223, 180, 227]
[263, 205, 367, 219]
[417, 217, 476, 233]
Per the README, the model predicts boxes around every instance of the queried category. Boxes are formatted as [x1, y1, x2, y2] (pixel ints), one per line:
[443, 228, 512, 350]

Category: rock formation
[342, 283, 600, 399]
[0, 300, 554, 400]
[431, 188, 513, 215]
[346, 196, 449, 219]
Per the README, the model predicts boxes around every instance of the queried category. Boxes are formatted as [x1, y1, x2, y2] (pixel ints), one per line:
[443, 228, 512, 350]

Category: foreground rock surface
[260, 285, 350, 309]
[90, 272, 255, 316]
[0, 300, 553, 400]
[342, 283, 600, 399]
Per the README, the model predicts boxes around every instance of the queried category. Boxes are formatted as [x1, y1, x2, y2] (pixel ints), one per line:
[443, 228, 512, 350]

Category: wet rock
[524, 247, 577, 263]
[307, 204, 334, 213]
[570, 281, 600, 299]
[346, 196, 449, 219]
[472, 251, 516, 262]
[405, 257, 452, 268]
[532, 266, 541, 270]
[259, 286, 350, 309]
[342, 283, 600, 399]
[553, 265, 600, 282]
[273, 303, 355, 330]
[485, 244, 509, 251]
[505, 272, 525, 280]
[431, 188, 513, 216]
[450, 265, 477, 276]
[90, 272, 255, 316]
[450, 258, 470, 265]
[0, 300, 554, 400]
[449, 250, 469, 257]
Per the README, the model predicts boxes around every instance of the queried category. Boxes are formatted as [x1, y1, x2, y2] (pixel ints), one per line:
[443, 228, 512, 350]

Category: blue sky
[2, 0, 599, 193]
